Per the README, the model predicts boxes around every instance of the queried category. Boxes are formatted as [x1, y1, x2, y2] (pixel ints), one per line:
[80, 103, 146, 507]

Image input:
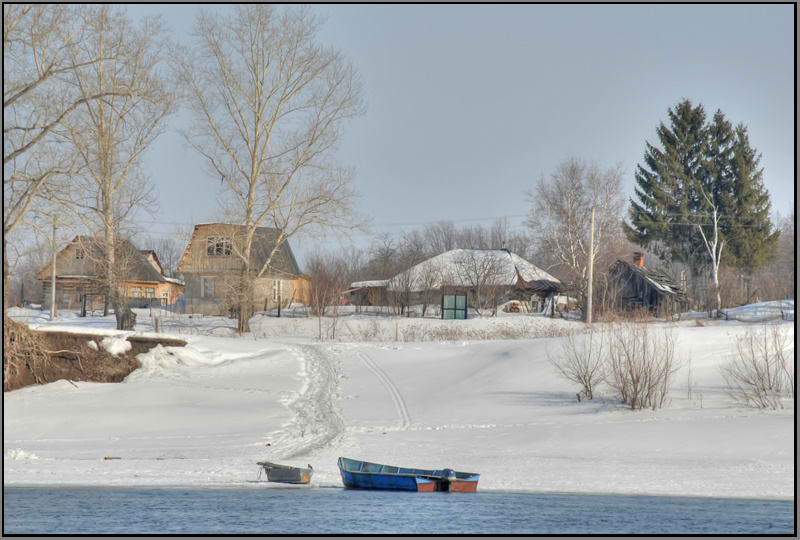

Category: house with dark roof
[36, 236, 185, 311]
[608, 252, 689, 317]
[176, 223, 301, 316]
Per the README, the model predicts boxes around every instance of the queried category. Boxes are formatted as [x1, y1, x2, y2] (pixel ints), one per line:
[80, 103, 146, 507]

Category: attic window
[75, 248, 84, 260]
[207, 236, 232, 256]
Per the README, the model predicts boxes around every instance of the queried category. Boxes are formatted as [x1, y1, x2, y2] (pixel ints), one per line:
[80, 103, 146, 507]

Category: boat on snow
[256, 462, 313, 484]
[337, 457, 479, 492]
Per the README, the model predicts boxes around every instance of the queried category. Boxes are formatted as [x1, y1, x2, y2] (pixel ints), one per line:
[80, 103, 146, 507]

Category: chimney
[632, 252, 645, 268]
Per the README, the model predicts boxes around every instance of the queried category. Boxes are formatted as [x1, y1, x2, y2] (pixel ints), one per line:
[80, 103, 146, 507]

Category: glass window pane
[455, 295, 466, 309]
[443, 309, 455, 320]
[455, 309, 466, 320]
[443, 295, 455, 309]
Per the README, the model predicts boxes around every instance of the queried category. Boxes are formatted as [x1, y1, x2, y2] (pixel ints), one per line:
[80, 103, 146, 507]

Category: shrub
[547, 327, 607, 400]
[718, 324, 794, 409]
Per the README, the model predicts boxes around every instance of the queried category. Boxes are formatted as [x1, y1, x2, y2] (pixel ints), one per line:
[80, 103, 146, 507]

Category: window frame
[75, 247, 84, 260]
[201, 276, 216, 299]
[145, 287, 156, 298]
[130, 286, 143, 298]
[441, 293, 467, 320]
[272, 280, 283, 302]
[206, 236, 232, 257]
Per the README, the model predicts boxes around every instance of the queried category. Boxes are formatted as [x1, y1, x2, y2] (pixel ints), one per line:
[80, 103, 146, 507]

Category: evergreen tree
[624, 99, 709, 276]
[725, 123, 779, 281]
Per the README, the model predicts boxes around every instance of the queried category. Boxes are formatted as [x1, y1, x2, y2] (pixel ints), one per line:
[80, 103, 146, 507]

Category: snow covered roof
[351, 279, 390, 288]
[386, 249, 561, 292]
[164, 277, 185, 285]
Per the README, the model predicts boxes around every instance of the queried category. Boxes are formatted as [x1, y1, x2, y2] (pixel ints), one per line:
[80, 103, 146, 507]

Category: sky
[127, 4, 795, 266]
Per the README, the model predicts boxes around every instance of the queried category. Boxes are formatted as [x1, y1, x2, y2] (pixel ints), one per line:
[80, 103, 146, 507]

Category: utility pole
[50, 219, 57, 320]
[586, 206, 595, 325]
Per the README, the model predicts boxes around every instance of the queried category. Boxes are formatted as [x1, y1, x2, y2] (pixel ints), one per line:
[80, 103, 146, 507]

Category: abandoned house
[350, 249, 563, 319]
[36, 236, 184, 311]
[176, 223, 301, 316]
[608, 252, 690, 316]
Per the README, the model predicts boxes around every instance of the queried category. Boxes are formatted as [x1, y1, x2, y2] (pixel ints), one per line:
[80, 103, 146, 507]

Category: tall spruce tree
[627, 100, 780, 305]
[725, 123, 779, 293]
[624, 99, 709, 278]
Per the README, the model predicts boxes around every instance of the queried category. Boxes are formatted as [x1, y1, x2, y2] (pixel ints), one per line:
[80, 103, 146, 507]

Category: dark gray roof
[82, 237, 165, 283]
[612, 260, 688, 300]
[251, 227, 301, 276]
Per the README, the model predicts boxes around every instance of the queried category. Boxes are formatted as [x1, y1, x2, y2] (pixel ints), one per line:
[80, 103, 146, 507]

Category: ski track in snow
[355, 350, 412, 430]
[275, 344, 345, 460]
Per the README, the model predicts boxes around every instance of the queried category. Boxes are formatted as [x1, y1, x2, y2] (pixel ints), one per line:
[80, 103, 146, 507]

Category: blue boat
[337, 457, 480, 492]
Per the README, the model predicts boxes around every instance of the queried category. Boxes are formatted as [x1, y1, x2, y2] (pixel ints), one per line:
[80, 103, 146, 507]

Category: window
[442, 293, 467, 320]
[201, 276, 216, 299]
[206, 236, 232, 256]
[75, 248, 84, 260]
[130, 286, 142, 298]
[162, 291, 170, 304]
[272, 280, 283, 301]
[145, 287, 156, 298]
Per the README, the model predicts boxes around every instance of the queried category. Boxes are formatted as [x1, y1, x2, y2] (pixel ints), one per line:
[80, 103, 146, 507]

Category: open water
[2, 487, 794, 534]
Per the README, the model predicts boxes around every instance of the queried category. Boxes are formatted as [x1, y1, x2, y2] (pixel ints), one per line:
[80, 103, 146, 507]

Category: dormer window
[207, 236, 232, 256]
[75, 248, 84, 260]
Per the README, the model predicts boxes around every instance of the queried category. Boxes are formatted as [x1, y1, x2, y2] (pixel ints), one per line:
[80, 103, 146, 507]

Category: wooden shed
[608, 253, 689, 317]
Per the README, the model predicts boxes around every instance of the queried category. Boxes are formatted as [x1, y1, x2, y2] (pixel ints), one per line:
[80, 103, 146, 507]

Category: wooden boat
[256, 462, 313, 484]
[337, 457, 479, 492]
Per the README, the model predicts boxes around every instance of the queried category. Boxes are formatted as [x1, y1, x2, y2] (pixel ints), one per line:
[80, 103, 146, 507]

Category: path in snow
[355, 350, 412, 430]
[275, 344, 345, 460]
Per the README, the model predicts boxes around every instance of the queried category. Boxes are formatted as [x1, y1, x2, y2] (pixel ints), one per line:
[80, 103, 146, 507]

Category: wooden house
[608, 252, 689, 317]
[36, 236, 184, 311]
[176, 223, 301, 316]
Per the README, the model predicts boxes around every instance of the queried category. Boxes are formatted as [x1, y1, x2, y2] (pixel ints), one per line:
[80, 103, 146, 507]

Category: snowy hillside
[3, 303, 794, 499]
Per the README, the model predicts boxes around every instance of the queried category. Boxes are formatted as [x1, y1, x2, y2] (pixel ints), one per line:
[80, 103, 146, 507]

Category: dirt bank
[3, 326, 186, 392]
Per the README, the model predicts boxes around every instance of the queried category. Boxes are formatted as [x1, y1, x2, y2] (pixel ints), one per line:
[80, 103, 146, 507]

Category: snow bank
[5, 449, 40, 460]
[100, 336, 132, 357]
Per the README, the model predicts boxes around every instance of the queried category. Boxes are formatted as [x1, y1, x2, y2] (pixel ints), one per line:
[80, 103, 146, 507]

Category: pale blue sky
[129, 4, 795, 264]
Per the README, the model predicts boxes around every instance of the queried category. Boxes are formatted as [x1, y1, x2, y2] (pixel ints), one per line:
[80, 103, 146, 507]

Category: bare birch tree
[52, 6, 176, 329]
[525, 157, 625, 313]
[176, 5, 366, 332]
[694, 185, 726, 315]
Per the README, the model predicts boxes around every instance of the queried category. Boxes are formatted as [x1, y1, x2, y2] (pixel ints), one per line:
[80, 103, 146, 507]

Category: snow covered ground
[3, 302, 794, 499]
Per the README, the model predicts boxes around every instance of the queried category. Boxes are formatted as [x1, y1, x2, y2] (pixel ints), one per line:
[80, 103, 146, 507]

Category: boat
[337, 457, 479, 492]
[256, 461, 313, 484]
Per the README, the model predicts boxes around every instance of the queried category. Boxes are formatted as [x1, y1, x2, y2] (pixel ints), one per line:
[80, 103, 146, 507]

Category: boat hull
[338, 457, 479, 493]
[257, 462, 313, 484]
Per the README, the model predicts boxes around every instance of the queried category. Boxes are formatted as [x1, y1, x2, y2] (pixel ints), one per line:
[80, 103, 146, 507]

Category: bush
[718, 324, 794, 409]
[605, 324, 683, 410]
[547, 327, 607, 400]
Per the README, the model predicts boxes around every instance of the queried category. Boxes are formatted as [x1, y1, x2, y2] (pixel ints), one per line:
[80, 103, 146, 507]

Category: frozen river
[2, 487, 794, 534]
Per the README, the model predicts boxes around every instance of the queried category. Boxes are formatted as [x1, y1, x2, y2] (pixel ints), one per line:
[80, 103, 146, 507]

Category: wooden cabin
[36, 236, 184, 312]
[608, 252, 689, 317]
[177, 223, 301, 316]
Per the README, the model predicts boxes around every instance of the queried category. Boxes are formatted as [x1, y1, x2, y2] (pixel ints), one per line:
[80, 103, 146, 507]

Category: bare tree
[3, 5, 143, 314]
[605, 324, 683, 410]
[548, 328, 607, 400]
[525, 157, 626, 314]
[140, 234, 185, 279]
[176, 5, 366, 333]
[694, 185, 726, 316]
[53, 6, 176, 329]
[305, 249, 347, 340]
[719, 324, 794, 409]
[453, 249, 507, 317]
